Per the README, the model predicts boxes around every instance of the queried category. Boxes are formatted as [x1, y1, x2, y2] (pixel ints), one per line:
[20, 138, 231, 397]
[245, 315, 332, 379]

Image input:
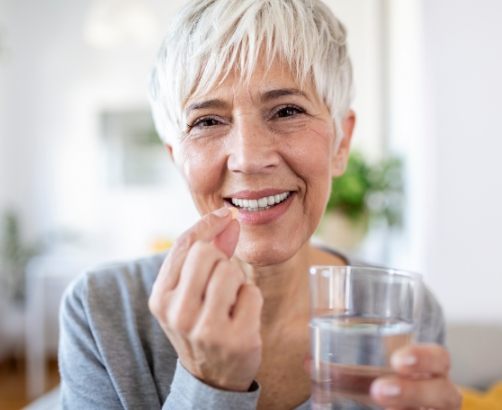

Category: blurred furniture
[23, 386, 61, 410]
[0, 297, 25, 361]
[461, 382, 502, 410]
[25, 253, 100, 400]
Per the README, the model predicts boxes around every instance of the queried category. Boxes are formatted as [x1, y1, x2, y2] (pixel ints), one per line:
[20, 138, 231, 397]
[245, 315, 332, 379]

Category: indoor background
[1, 0, 501, 408]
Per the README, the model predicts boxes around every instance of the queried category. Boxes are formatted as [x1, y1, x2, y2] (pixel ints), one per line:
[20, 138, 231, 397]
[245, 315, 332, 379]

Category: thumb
[213, 219, 240, 258]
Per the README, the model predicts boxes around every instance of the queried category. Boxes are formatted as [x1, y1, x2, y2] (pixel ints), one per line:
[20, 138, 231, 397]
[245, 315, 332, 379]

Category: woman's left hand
[370, 344, 463, 409]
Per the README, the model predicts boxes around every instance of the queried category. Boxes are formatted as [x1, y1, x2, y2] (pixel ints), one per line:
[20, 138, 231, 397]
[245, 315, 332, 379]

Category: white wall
[325, 0, 386, 160]
[0, 0, 16, 217]
[421, 0, 502, 322]
[377, 0, 502, 323]
[386, 0, 433, 272]
[0, 0, 199, 259]
[0, 0, 7, 209]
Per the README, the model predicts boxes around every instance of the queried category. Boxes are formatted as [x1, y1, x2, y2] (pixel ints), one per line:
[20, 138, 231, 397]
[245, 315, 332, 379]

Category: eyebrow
[185, 88, 309, 115]
[260, 88, 309, 102]
[186, 99, 229, 114]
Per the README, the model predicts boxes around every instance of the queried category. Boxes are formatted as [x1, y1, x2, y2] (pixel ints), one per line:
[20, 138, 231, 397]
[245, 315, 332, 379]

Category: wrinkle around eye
[268, 117, 310, 135]
[185, 121, 230, 141]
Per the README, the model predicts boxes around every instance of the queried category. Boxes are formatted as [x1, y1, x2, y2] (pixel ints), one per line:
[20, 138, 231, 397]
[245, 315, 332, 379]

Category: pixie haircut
[149, 0, 353, 146]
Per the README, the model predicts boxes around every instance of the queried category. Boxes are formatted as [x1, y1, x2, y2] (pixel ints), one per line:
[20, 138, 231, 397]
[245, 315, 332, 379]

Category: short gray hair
[149, 0, 353, 146]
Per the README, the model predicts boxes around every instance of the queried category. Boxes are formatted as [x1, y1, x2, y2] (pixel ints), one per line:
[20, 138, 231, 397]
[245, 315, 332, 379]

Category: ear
[331, 110, 356, 177]
[165, 144, 174, 160]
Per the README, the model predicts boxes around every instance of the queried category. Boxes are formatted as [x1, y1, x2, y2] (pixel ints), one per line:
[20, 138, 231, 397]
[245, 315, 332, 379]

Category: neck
[238, 242, 345, 332]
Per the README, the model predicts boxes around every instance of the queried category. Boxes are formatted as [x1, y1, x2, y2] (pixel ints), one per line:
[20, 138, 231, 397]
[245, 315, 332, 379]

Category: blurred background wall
[0, 0, 501, 405]
[421, 0, 502, 323]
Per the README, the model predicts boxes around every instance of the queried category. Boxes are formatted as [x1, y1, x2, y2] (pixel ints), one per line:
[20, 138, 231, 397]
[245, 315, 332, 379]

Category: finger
[391, 344, 451, 377]
[155, 207, 233, 291]
[370, 375, 463, 409]
[213, 219, 240, 258]
[231, 284, 263, 353]
[169, 241, 228, 331]
[202, 259, 246, 321]
[178, 241, 228, 297]
[232, 284, 263, 325]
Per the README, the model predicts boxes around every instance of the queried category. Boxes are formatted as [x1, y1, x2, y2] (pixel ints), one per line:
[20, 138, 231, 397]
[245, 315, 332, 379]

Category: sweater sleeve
[58, 276, 123, 409]
[59, 271, 261, 410]
[162, 360, 260, 410]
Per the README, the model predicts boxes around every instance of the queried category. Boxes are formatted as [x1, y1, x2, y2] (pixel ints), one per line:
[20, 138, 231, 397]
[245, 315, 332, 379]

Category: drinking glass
[309, 266, 423, 409]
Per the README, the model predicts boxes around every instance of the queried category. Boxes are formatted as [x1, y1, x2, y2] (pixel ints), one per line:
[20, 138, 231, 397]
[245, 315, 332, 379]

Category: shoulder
[62, 252, 168, 328]
[66, 252, 166, 301]
[60, 251, 175, 364]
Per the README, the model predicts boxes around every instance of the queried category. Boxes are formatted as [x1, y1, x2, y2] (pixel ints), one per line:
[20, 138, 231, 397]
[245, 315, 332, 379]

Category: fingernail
[213, 207, 231, 217]
[392, 352, 417, 368]
[371, 380, 401, 397]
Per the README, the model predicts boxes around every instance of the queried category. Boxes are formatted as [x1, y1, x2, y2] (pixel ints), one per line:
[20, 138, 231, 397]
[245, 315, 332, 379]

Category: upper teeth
[231, 192, 290, 210]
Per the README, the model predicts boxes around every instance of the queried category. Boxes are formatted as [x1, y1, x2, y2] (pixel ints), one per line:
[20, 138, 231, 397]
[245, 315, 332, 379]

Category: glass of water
[309, 266, 423, 409]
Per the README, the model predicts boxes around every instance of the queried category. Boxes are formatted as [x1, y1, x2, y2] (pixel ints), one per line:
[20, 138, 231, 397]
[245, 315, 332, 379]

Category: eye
[273, 105, 305, 119]
[187, 116, 222, 131]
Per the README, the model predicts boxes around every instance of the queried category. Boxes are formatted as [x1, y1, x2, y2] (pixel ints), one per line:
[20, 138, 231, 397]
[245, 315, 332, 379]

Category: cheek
[177, 142, 225, 208]
[291, 126, 334, 230]
[291, 125, 334, 195]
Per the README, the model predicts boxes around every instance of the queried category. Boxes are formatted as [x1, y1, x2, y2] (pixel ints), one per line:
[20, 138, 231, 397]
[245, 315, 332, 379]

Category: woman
[59, 0, 462, 409]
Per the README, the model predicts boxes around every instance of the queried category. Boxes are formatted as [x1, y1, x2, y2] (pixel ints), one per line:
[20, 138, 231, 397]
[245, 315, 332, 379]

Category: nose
[227, 116, 280, 174]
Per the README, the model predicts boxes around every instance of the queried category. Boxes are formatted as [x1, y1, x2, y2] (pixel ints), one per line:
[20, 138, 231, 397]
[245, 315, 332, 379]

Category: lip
[225, 188, 292, 200]
[225, 191, 295, 225]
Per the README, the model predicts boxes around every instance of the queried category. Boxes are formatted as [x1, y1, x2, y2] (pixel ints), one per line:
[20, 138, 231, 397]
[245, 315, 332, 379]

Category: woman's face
[171, 59, 354, 265]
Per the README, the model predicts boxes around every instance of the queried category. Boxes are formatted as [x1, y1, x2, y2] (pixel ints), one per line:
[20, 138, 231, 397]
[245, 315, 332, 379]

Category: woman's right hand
[149, 207, 263, 392]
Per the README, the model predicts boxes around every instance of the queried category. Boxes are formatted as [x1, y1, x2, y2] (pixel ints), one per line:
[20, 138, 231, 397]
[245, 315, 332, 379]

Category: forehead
[185, 58, 319, 109]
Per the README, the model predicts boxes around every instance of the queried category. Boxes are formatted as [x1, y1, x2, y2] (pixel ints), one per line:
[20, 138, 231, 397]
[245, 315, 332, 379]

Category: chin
[234, 234, 305, 267]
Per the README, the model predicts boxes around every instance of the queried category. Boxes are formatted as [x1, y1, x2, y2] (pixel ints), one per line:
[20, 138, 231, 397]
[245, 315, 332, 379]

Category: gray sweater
[58, 251, 445, 409]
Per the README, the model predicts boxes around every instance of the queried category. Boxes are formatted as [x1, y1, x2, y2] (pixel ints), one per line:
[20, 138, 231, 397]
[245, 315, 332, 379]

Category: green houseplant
[0, 210, 81, 303]
[319, 151, 404, 250]
[0, 211, 43, 302]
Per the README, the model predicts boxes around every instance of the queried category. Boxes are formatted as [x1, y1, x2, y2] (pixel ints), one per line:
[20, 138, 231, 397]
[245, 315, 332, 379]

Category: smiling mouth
[225, 191, 292, 212]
